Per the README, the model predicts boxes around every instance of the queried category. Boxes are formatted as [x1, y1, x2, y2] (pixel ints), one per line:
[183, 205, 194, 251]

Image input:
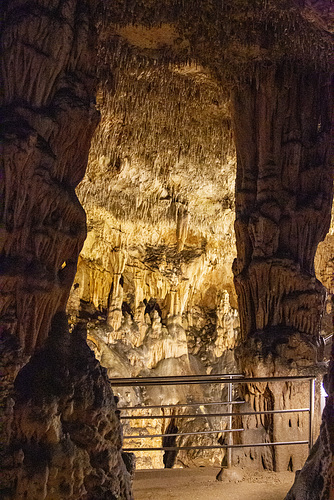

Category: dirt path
[133, 467, 295, 500]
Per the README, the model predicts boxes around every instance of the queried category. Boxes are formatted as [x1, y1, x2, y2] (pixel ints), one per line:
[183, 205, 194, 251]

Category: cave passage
[0, 1, 333, 500]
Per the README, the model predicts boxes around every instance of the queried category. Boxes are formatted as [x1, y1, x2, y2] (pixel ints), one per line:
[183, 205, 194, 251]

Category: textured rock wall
[0, 0, 98, 353]
[233, 65, 332, 343]
[0, 2, 132, 498]
[68, 13, 334, 473]
[67, 217, 240, 468]
[287, 217, 334, 498]
[232, 62, 333, 490]
[66, 42, 241, 468]
[8, 313, 132, 500]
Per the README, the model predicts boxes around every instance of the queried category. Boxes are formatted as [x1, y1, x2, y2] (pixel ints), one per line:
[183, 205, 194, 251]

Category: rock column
[0, 2, 132, 498]
[107, 244, 127, 334]
[232, 63, 333, 477]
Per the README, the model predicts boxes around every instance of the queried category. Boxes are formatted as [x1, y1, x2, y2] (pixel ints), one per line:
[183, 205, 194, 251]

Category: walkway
[133, 467, 295, 500]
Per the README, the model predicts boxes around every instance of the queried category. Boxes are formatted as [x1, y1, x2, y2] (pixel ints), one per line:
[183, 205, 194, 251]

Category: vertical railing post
[309, 378, 315, 451]
[227, 376, 233, 468]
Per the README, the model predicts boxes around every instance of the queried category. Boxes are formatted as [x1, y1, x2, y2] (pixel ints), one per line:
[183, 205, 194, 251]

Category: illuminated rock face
[67, 57, 241, 471]
[68, 54, 333, 477]
[67, 206, 240, 469]
[73, 1, 333, 490]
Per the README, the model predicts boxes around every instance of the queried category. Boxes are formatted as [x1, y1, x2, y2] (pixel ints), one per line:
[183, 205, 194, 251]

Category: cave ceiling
[74, 0, 333, 317]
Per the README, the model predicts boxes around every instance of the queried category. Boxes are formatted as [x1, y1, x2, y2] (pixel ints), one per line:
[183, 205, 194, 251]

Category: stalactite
[176, 206, 190, 252]
[107, 244, 128, 332]
[77, 36, 236, 240]
[1, 0, 333, 496]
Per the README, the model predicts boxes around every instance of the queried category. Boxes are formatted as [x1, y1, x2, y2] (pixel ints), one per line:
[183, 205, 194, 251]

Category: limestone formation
[1, 1, 333, 499]
[7, 313, 132, 499]
[232, 55, 333, 495]
[0, 1, 131, 498]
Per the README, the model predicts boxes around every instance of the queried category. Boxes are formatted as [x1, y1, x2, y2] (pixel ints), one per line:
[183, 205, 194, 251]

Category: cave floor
[133, 467, 295, 500]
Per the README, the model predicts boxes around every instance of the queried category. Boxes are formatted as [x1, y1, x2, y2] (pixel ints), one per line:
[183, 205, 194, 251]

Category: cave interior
[0, 1, 333, 499]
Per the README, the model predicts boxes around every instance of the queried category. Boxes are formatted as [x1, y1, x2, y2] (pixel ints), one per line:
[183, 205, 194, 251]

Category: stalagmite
[107, 242, 128, 333]
[176, 206, 190, 252]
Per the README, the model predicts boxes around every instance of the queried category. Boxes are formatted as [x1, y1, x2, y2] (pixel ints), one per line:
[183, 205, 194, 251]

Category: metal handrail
[109, 373, 244, 386]
[110, 374, 315, 386]
[120, 408, 310, 419]
[120, 400, 245, 410]
[123, 428, 244, 439]
[111, 374, 317, 466]
[123, 441, 310, 452]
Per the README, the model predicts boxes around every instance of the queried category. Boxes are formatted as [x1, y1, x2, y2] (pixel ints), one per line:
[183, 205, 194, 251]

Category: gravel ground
[133, 467, 295, 500]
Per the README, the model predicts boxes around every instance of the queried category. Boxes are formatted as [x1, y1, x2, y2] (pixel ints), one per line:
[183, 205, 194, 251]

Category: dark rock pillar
[0, 2, 133, 498]
[232, 63, 333, 479]
[0, 0, 98, 353]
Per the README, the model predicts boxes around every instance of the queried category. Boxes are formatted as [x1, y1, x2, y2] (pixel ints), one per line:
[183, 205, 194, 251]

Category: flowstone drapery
[232, 64, 333, 495]
[0, 2, 132, 498]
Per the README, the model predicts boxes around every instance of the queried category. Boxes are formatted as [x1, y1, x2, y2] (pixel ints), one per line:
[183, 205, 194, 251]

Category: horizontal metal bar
[123, 440, 309, 452]
[119, 400, 245, 411]
[110, 373, 243, 386]
[110, 375, 315, 387]
[123, 428, 244, 439]
[120, 408, 309, 420]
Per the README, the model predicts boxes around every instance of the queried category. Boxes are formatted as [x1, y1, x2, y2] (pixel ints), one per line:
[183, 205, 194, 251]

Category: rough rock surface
[68, 50, 240, 468]
[3, 313, 132, 499]
[69, 3, 334, 481]
[231, 55, 333, 495]
[0, 1, 131, 498]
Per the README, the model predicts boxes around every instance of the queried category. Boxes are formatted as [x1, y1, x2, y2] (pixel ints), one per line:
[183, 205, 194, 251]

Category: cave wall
[233, 66, 332, 343]
[68, 6, 334, 475]
[66, 42, 240, 469]
[66, 0, 334, 479]
[0, 2, 132, 498]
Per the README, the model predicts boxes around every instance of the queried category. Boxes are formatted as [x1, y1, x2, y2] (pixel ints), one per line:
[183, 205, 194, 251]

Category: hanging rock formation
[70, 44, 240, 469]
[72, 1, 333, 487]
